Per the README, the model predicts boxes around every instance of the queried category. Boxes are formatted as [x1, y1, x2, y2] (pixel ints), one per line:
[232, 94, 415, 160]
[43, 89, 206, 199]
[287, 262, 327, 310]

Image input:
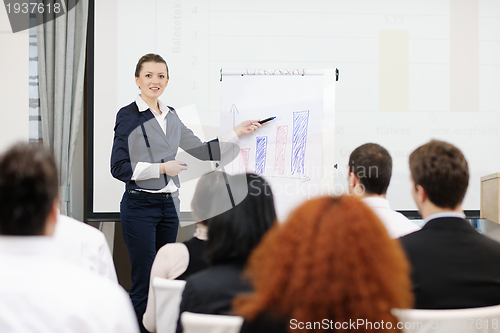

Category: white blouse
[143, 223, 208, 332]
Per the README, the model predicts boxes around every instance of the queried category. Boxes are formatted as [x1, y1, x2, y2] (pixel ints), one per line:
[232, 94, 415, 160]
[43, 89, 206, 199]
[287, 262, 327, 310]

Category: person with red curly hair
[234, 195, 413, 333]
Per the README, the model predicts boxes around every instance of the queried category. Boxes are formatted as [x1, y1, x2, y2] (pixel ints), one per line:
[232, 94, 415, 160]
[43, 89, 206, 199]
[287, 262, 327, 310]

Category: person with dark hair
[175, 172, 276, 333]
[110, 53, 264, 332]
[0, 143, 139, 333]
[234, 195, 413, 333]
[400, 140, 500, 309]
[348, 143, 420, 238]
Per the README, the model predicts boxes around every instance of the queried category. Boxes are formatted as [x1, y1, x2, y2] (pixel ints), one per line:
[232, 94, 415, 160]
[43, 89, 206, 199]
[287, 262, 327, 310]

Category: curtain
[37, 0, 89, 215]
[29, 21, 42, 144]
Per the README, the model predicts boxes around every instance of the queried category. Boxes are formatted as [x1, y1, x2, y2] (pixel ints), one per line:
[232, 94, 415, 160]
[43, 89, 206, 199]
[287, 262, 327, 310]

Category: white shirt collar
[361, 196, 390, 209]
[135, 95, 171, 115]
[0, 235, 57, 255]
[194, 223, 208, 241]
[424, 211, 466, 224]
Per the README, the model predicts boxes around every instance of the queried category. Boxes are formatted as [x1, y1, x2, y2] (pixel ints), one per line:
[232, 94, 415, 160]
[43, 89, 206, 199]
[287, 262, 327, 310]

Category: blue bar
[255, 136, 268, 175]
[291, 111, 309, 175]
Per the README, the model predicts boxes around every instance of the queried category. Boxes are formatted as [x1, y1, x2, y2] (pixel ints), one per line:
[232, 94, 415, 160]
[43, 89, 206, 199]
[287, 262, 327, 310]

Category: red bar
[239, 148, 250, 172]
[274, 125, 288, 175]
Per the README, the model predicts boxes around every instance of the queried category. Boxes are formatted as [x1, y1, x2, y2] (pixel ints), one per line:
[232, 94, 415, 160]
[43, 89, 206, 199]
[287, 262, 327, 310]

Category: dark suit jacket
[176, 262, 253, 333]
[400, 217, 500, 309]
[110, 102, 220, 190]
[239, 316, 289, 333]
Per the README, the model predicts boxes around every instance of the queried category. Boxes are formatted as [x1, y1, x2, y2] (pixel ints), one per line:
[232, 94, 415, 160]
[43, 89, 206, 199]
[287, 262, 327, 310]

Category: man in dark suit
[400, 140, 500, 309]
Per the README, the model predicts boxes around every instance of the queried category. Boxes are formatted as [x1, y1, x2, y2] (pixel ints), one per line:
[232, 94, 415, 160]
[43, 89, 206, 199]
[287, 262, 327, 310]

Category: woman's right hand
[160, 161, 188, 177]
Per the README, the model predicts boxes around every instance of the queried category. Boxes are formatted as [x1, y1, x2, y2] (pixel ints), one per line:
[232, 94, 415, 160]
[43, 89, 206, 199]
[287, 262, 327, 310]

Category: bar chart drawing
[274, 125, 288, 176]
[239, 148, 250, 172]
[291, 111, 309, 175]
[255, 136, 268, 175]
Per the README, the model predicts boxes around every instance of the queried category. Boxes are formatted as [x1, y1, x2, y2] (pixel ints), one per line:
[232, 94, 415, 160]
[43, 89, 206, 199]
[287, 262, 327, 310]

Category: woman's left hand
[234, 120, 262, 137]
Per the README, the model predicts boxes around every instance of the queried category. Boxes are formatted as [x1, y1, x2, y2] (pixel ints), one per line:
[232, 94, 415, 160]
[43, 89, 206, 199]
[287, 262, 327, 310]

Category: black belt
[127, 189, 179, 199]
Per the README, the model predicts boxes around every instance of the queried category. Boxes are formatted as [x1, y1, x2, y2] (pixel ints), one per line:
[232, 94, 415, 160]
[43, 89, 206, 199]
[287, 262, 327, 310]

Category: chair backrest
[181, 312, 244, 333]
[153, 277, 187, 333]
[393, 304, 500, 333]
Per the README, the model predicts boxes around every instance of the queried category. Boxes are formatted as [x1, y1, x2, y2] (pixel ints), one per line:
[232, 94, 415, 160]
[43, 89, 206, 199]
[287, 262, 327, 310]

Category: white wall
[94, 0, 500, 213]
[0, 7, 29, 151]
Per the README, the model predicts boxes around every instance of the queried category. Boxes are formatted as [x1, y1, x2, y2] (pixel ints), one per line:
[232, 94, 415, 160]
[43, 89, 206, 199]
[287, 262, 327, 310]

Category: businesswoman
[110, 53, 261, 332]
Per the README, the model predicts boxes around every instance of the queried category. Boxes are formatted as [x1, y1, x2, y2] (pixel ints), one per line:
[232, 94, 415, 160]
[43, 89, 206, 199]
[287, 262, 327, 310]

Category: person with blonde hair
[234, 195, 413, 332]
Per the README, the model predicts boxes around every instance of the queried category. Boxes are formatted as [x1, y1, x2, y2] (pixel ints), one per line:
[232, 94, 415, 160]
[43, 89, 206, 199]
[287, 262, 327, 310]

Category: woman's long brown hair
[234, 195, 413, 332]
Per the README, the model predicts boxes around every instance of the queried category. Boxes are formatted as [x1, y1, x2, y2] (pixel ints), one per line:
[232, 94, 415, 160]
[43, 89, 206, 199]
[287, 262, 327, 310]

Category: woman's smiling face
[135, 61, 169, 101]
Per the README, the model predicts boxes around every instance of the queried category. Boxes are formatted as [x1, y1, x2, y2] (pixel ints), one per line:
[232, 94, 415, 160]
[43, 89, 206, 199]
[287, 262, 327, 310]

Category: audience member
[234, 195, 413, 333]
[348, 143, 420, 238]
[54, 213, 118, 282]
[143, 174, 216, 331]
[0, 143, 139, 333]
[176, 172, 276, 333]
[400, 140, 500, 309]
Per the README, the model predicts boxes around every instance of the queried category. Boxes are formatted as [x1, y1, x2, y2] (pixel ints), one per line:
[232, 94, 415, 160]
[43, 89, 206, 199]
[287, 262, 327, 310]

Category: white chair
[181, 311, 244, 333]
[393, 304, 500, 333]
[153, 277, 186, 333]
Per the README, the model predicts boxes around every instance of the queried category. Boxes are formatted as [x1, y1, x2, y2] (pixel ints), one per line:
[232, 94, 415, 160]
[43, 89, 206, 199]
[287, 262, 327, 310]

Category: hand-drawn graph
[274, 125, 288, 176]
[291, 111, 309, 175]
[230, 104, 239, 128]
[239, 148, 251, 172]
[255, 136, 268, 175]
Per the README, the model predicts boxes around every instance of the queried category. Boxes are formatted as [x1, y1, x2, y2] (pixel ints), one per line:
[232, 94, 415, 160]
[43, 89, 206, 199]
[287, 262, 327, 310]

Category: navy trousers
[120, 191, 180, 333]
